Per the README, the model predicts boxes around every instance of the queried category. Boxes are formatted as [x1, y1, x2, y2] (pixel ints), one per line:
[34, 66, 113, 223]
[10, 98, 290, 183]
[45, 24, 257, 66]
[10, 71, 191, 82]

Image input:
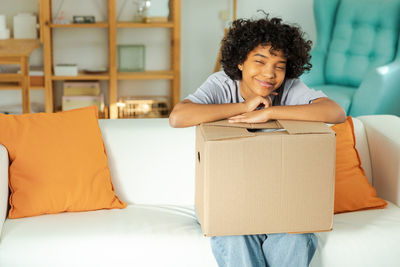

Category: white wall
[0, 0, 315, 112]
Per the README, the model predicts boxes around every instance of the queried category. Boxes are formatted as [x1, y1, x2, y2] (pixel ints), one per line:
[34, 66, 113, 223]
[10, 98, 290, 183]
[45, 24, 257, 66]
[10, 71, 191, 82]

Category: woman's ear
[238, 64, 243, 71]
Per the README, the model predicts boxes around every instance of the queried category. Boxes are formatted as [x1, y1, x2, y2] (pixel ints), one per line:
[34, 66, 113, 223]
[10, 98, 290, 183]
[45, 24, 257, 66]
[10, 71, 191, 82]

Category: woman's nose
[262, 65, 275, 78]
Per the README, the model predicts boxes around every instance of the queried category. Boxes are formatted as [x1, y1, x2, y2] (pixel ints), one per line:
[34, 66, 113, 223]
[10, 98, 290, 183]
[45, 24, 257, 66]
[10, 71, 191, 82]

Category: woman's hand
[244, 95, 273, 113]
[228, 109, 270, 123]
[229, 98, 347, 125]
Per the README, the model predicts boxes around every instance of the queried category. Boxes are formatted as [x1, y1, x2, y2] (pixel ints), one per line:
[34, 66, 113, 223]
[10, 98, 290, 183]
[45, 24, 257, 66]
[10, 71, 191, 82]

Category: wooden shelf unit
[0, 39, 40, 113]
[40, 0, 181, 119]
[0, 83, 44, 90]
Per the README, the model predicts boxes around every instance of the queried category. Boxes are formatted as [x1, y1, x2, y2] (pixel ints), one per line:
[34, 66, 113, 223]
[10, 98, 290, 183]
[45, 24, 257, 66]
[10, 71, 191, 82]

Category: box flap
[200, 125, 255, 141]
[204, 119, 334, 135]
[277, 120, 334, 134]
[205, 119, 281, 129]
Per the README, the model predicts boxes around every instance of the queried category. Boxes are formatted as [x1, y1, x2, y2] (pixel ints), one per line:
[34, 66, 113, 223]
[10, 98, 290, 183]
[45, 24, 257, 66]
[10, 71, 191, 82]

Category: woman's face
[238, 45, 287, 100]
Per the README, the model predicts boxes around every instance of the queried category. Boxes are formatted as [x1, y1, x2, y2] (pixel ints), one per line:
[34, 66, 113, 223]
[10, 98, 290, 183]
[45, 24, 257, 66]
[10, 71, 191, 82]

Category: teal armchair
[301, 0, 400, 116]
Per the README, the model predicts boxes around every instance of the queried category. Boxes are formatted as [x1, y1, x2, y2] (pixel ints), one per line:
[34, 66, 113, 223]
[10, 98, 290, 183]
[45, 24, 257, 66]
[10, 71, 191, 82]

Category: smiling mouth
[256, 79, 274, 89]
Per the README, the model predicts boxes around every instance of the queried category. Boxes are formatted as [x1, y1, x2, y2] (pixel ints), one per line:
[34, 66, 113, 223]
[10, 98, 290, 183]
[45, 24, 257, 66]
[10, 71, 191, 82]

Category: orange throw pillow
[0, 106, 126, 219]
[331, 116, 387, 214]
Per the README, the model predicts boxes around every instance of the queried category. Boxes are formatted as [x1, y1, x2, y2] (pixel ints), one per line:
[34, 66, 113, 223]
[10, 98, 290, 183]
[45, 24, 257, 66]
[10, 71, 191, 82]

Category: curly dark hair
[220, 15, 312, 81]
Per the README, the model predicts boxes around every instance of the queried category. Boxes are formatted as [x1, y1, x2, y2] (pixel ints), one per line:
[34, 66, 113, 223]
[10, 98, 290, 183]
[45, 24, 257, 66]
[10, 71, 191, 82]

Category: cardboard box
[195, 119, 336, 237]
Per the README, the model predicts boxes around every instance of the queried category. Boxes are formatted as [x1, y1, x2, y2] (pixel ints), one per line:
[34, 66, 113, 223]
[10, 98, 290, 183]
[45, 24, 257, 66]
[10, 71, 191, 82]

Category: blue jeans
[195, 211, 317, 267]
[210, 233, 317, 267]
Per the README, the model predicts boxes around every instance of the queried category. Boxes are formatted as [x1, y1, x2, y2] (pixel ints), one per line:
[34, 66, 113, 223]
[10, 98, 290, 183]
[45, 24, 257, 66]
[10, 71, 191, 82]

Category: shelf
[0, 73, 23, 82]
[0, 83, 44, 90]
[39, 0, 181, 118]
[117, 22, 174, 28]
[50, 22, 109, 28]
[0, 83, 20, 90]
[52, 71, 110, 80]
[118, 70, 174, 80]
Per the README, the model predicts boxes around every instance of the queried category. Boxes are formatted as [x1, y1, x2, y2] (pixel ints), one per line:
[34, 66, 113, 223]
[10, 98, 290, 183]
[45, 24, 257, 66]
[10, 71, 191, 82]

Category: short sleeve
[282, 79, 327, 106]
[185, 72, 234, 104]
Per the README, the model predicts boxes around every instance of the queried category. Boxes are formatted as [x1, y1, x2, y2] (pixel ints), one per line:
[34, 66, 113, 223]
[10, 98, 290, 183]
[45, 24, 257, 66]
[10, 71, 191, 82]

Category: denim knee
[291, 233, 317, 246]
[306, 233, 318, 252]
[285, 233, 317, 251]
[210, 235, 267, 267]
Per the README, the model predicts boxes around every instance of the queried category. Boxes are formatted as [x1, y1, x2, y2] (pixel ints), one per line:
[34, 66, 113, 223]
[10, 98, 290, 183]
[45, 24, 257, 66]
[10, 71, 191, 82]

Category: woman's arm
[169, 96, 271, 128]
[228, 98, 346, 124]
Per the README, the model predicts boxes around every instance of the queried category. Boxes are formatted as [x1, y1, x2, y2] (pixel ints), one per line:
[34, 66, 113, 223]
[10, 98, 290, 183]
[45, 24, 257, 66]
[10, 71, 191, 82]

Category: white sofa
[0, 115, 399, 267]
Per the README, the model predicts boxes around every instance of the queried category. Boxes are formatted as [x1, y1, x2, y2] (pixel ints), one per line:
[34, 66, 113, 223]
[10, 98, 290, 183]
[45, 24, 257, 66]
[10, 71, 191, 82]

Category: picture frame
[117, 45, 145, 72]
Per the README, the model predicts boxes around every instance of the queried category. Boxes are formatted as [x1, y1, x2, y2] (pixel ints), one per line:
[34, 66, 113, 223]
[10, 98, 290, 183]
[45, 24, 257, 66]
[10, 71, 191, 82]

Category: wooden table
[0, 39, 40, 113]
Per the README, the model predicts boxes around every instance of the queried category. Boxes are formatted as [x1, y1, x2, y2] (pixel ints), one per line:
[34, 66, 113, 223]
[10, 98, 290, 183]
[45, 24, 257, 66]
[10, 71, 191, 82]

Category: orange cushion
[0, 106, 126, 219]
[331, 116, 387, 214]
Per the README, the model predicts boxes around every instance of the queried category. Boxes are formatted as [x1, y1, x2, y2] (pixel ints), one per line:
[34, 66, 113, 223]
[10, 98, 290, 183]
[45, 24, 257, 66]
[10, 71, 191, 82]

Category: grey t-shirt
[186, 71, 327, 105]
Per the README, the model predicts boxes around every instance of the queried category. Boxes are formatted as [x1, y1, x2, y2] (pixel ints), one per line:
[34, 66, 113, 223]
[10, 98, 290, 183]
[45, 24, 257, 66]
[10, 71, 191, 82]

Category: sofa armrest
[350, 61, 400, 117]
[0, 144, 9, 239]
[357, 115, 400, 207]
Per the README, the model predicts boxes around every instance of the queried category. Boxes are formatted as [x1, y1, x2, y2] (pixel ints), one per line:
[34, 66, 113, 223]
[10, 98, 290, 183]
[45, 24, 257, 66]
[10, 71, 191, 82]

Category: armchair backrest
[315, 0, 400, 87]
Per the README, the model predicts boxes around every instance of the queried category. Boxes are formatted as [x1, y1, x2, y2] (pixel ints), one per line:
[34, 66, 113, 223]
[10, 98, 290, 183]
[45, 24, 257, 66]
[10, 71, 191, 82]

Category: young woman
[170, 15, 345, 267]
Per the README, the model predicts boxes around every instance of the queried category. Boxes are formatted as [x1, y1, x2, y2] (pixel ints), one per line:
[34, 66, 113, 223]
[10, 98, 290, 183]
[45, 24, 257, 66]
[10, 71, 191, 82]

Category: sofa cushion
[311, 202, 400, 267]
[0, 106, 126, 219]
[1, 203, 399, 267]
[352, 118, 372, 184]
[331, 116, 387, 213]
[313, 84, 357, 113]
[0, 205, 217, 267]
[99, 118, 196, 206]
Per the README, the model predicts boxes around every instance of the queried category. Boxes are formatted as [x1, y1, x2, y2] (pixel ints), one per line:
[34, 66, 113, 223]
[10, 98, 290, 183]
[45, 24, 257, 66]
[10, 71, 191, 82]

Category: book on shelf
[62, 81, 104, 112]
[63, 81, 100, 96]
